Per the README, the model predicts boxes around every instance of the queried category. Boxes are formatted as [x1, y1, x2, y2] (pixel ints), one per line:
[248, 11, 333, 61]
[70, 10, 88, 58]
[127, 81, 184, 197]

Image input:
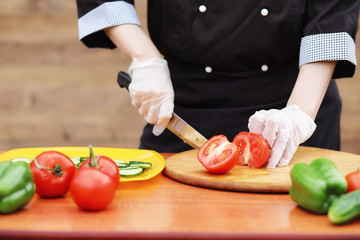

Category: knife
[117, 71, 208, 149]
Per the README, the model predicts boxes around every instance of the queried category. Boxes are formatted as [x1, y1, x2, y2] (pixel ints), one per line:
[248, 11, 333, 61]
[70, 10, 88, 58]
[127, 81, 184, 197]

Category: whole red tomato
[70, 168, 116, 211]
[70, 146, 119, 211]
[197, 135, 239, 174]
[233, 132, 270, 168]
[77, 155, 120, 188]
[345, 169, 360, 193]
[30, 151, 76, 197]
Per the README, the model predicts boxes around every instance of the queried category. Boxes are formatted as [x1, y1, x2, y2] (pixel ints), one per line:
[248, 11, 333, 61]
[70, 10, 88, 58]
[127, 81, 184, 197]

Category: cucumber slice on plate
[113, 159, 129, 168]
[129, 161, 152, 169]
[120, 167, 143, 177]
[70, 157, 81, 165]
[79, 157, 89, 162]
[118, 163, 130, 168]
[113, 159, 126, 164]
[10, 157, 32, 163]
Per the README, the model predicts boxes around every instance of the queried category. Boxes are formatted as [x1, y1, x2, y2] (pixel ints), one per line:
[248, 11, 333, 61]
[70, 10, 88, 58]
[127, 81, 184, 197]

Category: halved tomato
[233, 132, 270, 168]
[197, 135, 239, 174]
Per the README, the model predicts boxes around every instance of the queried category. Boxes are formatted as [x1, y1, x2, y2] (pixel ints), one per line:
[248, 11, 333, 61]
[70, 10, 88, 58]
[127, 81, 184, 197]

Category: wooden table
[0, 153, 359, 240]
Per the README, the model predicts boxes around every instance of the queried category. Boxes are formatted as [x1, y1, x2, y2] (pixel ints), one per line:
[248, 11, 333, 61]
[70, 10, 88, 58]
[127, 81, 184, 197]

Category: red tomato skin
[30, 151, 76, 198]
[233, 132, 269, 168]
[197, 135, 239, 174]
[78, 155, 120, 188]
[70, 168, 116, 211]
[345, 171, 360, 193]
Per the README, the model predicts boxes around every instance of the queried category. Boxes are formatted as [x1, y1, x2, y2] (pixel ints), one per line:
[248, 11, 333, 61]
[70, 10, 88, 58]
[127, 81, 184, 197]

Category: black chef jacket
[76, 0, 360, 152]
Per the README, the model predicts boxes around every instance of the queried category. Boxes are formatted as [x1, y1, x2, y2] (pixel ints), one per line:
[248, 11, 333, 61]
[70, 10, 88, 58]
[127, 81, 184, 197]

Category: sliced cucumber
[113, 159, 129, 168]
[129, 161, 152, 169]
[10, 157, 32, 163]
[70, 157, 80, 165]
[120, 166, 142, 170]
[118, 163, 130, 168]
[113, 159, 126, 164]
[79, 157, 89, 164]
[120, 167, 143, 177]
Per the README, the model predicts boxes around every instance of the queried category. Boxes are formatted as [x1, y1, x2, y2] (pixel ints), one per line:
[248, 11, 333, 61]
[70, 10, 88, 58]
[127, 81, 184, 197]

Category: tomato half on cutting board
[233, 132, 270, 168]
[197, 135, 239, 174]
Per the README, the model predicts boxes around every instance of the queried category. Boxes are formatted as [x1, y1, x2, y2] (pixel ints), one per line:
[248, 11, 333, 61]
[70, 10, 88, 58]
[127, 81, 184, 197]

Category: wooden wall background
[1, 0, 359, 155]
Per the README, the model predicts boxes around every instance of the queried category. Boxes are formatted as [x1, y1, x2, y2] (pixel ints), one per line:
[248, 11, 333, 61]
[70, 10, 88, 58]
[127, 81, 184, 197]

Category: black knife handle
[117, 71, 131, 91]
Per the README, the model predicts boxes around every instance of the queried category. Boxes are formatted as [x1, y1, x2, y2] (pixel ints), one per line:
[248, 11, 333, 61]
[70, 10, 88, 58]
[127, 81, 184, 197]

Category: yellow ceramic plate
[0, 147, 166, 182]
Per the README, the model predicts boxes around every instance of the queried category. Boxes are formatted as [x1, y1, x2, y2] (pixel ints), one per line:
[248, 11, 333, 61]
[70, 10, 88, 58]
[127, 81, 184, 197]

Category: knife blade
[117, 71, 208, 149]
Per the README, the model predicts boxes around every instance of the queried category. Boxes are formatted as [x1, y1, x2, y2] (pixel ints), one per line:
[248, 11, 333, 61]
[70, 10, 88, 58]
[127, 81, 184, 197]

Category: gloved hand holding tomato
[70, 146, 120, 211]
[248, 104, 316, 168]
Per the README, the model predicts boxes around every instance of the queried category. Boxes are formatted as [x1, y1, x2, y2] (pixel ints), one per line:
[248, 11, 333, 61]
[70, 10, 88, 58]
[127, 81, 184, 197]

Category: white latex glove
[128, 58, 174, 136]
[248, 105, 316, 168]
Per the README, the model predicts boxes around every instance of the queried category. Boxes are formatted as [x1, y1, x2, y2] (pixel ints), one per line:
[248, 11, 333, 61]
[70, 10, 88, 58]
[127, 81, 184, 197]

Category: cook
[76, 0, 360, 168]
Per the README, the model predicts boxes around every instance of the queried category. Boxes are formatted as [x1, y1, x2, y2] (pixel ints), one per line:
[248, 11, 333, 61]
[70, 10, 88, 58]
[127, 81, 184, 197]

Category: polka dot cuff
[299, 32, 357, 74]
[78, 1, 140, 40]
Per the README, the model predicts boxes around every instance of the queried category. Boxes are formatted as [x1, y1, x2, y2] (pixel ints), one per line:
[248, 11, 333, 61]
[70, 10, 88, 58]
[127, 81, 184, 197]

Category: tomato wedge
[197, 135, 239, 174]
[233, 132, 270, 168]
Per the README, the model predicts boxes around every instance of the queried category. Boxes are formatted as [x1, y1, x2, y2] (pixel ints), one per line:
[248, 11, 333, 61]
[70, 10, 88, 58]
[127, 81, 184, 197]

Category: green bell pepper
[0, 161, 36, 214]
[289, 158, 347, 214]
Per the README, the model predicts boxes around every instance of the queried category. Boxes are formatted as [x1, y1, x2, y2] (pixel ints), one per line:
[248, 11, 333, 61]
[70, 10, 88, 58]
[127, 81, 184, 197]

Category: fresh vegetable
[113, 159, 129, 168]
[70, 146, 119, 211]
[120, 167, 144, 177]
[233, 132, 270, 168]
[118, 161, 152, 177]
[70, 167, 116, 211]
[30, 151, 76, 198]
[129, 161, 152, 169]
[77, 153, 120, 188]
[345, 166, 360, 193]
[10, 158, 32, 163]
[71, 156, 153, 178]
[70, 157, 81, 167]
[70, 157, 90, 169]
[328, 189, 360, 225]
[197, 135, 239, 174]
[289, 158, 347, 214]
[0, 161, 36, 214]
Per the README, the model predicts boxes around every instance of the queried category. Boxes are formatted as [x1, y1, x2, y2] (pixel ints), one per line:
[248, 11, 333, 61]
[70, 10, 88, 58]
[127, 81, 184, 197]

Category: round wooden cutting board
[163, 146, 360, 193]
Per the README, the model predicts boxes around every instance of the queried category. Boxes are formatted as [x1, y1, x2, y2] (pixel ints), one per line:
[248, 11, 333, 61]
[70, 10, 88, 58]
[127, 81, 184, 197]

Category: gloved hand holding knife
[128, 58, 174, 136]
[104, 24, 174, 137]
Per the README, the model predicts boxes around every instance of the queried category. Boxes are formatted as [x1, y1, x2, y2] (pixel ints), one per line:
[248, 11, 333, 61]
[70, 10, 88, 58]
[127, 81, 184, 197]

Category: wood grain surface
[0, 152, 359, 240]
[164, 146, 360, 193]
